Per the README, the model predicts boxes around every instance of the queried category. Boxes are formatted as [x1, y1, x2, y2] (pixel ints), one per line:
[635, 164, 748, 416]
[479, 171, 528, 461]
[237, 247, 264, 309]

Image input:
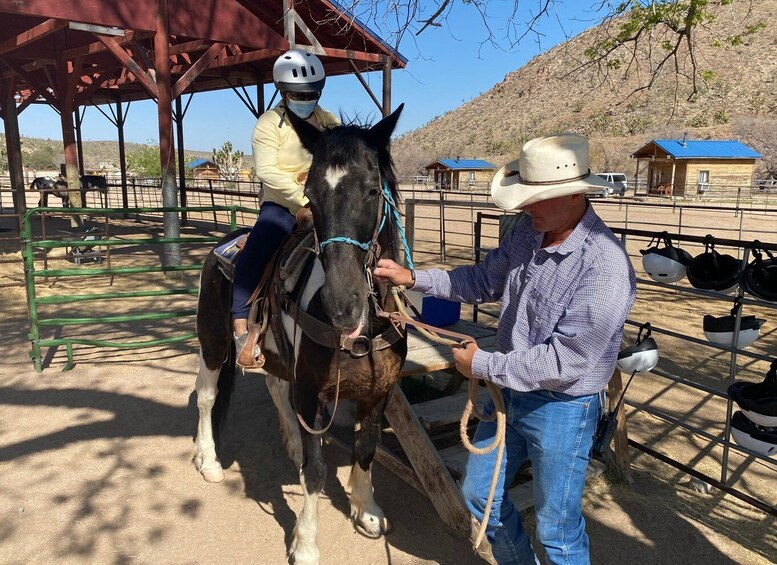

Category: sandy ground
[1, 197, 776, 564]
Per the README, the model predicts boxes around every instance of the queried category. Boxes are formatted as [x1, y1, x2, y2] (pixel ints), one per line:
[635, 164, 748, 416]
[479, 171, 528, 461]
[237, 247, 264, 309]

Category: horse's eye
[368, 187, 379, 197]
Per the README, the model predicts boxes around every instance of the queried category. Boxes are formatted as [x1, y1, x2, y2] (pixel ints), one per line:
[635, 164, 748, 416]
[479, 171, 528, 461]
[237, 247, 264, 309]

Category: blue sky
[5, 2, 602, 155]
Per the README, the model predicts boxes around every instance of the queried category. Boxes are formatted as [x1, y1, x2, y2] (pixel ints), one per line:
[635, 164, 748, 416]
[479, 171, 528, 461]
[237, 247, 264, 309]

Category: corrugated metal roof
[187, 158, 217, 169]
[653, 140, 762, 159]
[433, 159, 497, 170]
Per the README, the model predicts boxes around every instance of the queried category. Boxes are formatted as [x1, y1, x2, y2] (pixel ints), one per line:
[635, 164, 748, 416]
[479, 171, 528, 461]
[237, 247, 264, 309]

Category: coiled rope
[390, 288, 506, 550]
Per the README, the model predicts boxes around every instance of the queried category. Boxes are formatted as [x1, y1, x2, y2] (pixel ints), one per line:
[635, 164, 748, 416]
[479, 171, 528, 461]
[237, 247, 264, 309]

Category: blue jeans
[232, 202, 296, 320]
[461, 388, 602, 565]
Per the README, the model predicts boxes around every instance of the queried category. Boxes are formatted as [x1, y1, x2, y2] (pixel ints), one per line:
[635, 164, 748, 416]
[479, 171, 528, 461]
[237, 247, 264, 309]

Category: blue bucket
[422, 296, 461, 327]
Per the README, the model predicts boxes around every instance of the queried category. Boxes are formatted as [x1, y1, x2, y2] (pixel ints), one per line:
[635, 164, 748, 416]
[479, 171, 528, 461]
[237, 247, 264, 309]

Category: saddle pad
[214, 232, 249, 282]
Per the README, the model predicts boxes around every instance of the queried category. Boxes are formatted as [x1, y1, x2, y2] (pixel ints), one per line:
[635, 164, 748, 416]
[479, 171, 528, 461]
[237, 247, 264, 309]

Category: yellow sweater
[252, 104, 340, 214]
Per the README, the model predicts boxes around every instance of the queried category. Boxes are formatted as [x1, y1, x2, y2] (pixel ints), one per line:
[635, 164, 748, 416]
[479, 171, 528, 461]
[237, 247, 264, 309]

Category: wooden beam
[63, 30, 148, 59]
[172, 42, 225, 98]
[74, 71, 113, 105]
[0, 19, 69, 57]
[383, 385, 472, 536]
[96, 35, 158, 98]
[16, 89, 40, 114]
[0, 57, 59, 106]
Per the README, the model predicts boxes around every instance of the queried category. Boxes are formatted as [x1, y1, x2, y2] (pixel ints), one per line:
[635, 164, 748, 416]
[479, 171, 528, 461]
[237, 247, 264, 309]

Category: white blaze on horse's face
[324, 166, 348, 190]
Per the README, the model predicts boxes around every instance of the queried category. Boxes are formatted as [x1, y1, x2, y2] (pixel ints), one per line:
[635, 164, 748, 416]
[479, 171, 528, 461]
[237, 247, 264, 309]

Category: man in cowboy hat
[374, 133, 636, 564]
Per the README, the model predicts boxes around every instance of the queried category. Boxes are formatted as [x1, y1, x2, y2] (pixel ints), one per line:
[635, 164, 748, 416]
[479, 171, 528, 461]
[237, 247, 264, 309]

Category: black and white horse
[193, 106, 408, 564]
[30, 174, 108, 207]
[30, 176, 69, 207]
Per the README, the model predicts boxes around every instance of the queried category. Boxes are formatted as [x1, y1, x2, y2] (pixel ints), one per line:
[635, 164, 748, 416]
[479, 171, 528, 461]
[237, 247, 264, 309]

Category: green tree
[127, 142, 162, 177]
[212, 141, 244, 182]
[25, 146, 57, 170]
[0, 145, 7, 174]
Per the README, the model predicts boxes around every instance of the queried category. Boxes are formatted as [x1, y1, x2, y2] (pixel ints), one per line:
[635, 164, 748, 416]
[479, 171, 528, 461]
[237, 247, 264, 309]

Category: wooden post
[55, 32, 82, 227]
[74, 108, 85, 177]
[382, 59, 391, 118]
[175, 95, 188, 225]
[607, 368, 633, 483]
[116, 98, 129, 217]
[669, 160, 676, 199]
[383, 385, 472, 537]
[255, 70, 265, 113]
[155, 0, 181, 267]
[633, 159, 640, 196]
[2, 76, 26, 228]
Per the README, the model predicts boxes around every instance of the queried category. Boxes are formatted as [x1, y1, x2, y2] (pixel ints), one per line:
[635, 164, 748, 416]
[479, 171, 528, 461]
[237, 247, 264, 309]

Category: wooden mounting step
[412, 387, 490, 431]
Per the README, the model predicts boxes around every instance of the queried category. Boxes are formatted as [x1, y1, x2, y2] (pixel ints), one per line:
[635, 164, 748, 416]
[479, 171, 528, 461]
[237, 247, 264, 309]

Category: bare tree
[212, 142, 244, 182]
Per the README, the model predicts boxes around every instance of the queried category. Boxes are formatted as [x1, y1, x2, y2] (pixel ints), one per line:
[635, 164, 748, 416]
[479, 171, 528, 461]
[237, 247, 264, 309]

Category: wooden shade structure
[0, 0, 406, 262]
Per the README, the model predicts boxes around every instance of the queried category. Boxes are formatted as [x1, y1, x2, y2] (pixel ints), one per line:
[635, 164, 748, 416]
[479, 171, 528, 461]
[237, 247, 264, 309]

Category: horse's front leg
[290, 391, 327, 565]
[349, 396, 391, 537]
[193, 351, 225, 483]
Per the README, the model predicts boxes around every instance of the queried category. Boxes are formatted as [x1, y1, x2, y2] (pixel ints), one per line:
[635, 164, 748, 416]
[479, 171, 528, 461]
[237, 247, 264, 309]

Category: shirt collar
[533, 203, 597, 256]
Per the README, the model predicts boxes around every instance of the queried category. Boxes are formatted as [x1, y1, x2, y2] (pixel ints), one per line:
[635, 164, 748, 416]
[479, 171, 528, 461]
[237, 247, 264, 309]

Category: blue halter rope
[318, 181, 414, 269]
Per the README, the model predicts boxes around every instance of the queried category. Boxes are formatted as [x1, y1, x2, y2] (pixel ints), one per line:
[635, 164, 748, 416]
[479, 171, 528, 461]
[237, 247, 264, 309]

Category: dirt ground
[1, 197, 776, 564]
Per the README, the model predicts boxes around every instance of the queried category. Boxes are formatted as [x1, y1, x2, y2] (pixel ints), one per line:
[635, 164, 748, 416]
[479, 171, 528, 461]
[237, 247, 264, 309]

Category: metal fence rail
[21, 204, 256, 372]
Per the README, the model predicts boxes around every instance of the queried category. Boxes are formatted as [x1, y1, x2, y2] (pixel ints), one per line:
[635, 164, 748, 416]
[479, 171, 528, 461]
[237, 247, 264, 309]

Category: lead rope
[389, 287, 506, 551]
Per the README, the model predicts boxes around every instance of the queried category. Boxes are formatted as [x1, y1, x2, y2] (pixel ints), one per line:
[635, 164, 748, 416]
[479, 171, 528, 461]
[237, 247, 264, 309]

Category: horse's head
[288, 105, 403, 335]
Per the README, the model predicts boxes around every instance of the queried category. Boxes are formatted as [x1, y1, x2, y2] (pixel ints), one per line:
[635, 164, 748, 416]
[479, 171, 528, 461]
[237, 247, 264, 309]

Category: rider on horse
[231, 49, 339, 365]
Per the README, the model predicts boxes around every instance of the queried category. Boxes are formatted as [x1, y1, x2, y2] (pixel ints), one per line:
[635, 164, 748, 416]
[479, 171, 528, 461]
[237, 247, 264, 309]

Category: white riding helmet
[273, 49, 326, 94]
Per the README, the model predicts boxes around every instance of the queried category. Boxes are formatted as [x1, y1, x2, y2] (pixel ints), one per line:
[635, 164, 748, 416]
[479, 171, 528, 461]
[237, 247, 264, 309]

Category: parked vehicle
[593, 172, 628, 196]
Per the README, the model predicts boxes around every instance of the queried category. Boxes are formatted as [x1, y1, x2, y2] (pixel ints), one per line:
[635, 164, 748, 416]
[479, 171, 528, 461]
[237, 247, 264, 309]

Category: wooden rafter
[96, 35, 158, 98]
[16, 88, 40, 114]
[0, 18, 69, 57]
[62, 30, 148, 59]
[0, 57, 59, 106]
[74, 70, 113, 105]
[173, 42, 226, 98]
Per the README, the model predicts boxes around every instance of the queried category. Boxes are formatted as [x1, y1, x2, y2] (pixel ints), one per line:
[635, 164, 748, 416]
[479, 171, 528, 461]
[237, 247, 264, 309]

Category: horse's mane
[317, 123, 400, 203]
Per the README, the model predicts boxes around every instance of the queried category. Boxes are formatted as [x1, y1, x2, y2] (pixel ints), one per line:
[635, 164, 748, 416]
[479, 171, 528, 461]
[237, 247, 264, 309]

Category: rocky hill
[393, 0, 777, 179]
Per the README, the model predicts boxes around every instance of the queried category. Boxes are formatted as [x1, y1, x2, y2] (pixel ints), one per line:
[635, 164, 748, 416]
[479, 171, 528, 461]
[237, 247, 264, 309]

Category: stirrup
[235, 331, 265, 368]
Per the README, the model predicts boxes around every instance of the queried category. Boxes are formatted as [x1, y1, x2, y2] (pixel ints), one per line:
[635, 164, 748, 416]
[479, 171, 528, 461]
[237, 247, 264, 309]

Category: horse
[30, 176, 69, 207]
[193, 105, 408, 564]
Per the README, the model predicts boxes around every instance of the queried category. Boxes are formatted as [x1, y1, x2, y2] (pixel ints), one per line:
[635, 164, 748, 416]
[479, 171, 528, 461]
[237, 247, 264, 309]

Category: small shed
[631, 139, 761, 197]
[424, 158, 496, 191]
[186, 159, 220, 182]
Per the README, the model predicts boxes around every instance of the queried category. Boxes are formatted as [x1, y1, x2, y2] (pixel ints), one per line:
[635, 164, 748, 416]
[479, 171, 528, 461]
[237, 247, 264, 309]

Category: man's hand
[373, 259, 415, 287]
[451, 341, 478, 379]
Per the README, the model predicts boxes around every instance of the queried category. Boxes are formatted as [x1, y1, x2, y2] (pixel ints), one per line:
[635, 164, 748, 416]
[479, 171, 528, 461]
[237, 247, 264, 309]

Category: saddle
[237, 215, 317, 368]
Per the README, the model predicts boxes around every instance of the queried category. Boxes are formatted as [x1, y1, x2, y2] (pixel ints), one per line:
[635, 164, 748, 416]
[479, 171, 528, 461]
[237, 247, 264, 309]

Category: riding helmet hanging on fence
[702, 297, 766, 349]
[616, 322, 659, 374]
[728, 360, 777, 428]
[729, 411, 777, 457]
[272, 49, 326, 93]
[639, 231, 693, 283]
[743, 241, 777, 302]
[686, 235, 742, 293]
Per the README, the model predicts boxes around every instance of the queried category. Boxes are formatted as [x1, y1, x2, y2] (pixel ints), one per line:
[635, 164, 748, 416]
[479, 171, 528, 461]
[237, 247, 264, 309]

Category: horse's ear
[366, 103, 404, 150]
[286, 108, 322, 154]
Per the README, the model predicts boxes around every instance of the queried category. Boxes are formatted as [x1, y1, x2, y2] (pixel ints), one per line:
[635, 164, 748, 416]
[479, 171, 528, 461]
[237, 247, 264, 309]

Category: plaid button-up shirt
[413, 205, 636, 396]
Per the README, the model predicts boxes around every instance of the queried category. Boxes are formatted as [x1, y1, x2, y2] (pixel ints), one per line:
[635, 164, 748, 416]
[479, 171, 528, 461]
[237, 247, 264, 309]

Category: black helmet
[616, 322, 659, 374]
[686, 235, 742, 293]
[639, 232, 693, 283]
[730, 411, 777, 457]
[743, 241, 777, 303]
[702, 298, 766, 349]
[728, 360, 777, 427]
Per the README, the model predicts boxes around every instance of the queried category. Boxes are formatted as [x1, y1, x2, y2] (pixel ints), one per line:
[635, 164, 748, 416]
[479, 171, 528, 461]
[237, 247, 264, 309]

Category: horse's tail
[211, 337, 236, 448]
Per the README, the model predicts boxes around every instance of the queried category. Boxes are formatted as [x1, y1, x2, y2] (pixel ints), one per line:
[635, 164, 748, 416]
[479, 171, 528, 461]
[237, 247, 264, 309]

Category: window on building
[468, 171, 476, 186]
[698, 170, 710, 192]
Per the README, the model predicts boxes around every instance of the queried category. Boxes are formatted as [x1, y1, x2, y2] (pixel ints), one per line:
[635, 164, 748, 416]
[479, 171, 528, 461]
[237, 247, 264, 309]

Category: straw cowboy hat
[491, 133, 613, 211]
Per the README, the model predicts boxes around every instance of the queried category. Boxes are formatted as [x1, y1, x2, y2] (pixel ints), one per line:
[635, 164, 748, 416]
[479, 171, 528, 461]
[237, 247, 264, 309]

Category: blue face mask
[287, 99, 318, 119]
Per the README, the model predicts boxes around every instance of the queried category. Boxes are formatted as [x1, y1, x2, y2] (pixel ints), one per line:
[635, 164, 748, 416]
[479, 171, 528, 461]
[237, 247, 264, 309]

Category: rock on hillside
[394, 0, 777, 178]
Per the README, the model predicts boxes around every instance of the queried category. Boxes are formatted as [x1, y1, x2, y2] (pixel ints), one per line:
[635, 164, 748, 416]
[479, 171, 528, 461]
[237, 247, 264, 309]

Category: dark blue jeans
[461, 388, 602, 565]
[231, 202, 296, 320]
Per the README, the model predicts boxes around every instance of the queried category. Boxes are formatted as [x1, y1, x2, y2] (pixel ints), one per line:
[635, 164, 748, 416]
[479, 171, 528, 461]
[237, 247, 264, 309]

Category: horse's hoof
[289, 545, 319, 565]
[199, 465, 225, 483]
[353, 514, 391, 539]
